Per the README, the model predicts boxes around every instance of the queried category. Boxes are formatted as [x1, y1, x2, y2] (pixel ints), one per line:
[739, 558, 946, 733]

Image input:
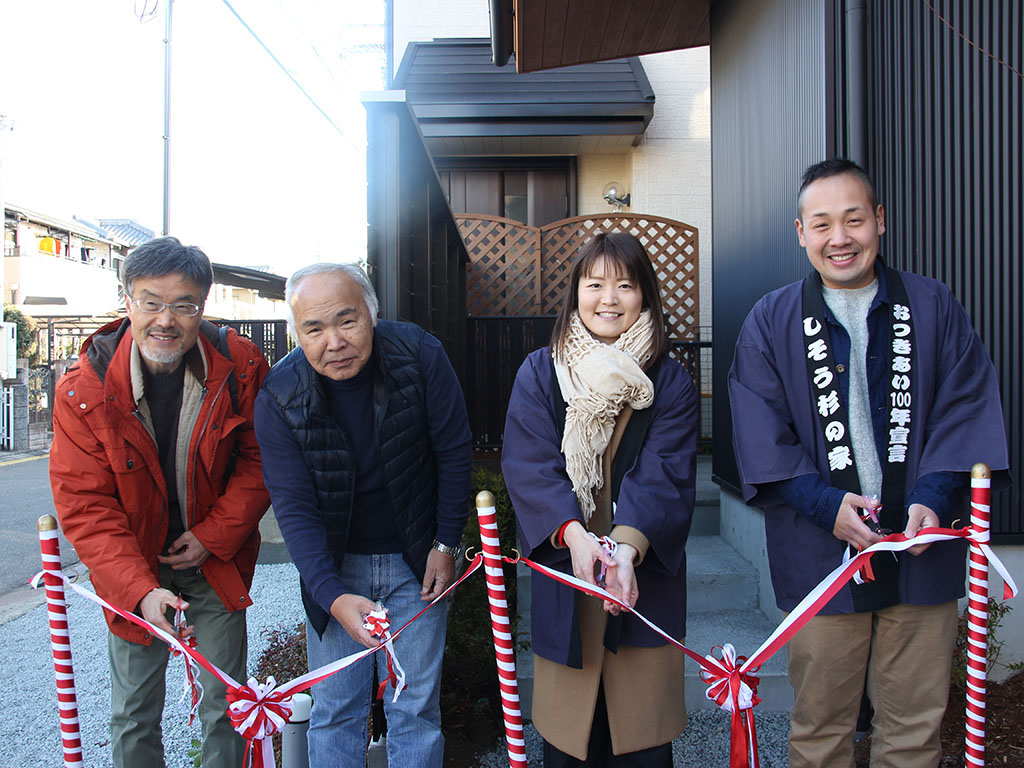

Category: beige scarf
[553, 310, 655, 521]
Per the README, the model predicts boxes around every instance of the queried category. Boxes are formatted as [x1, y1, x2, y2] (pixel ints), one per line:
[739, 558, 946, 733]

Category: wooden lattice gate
[457, 213, 699, 340]
[456, 213, 703, 448]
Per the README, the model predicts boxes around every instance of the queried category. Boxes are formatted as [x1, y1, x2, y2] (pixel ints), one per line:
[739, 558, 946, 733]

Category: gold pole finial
[38, 515, 58, 532]
[476, 490, 495, 508]
[971, 463, 991, 479]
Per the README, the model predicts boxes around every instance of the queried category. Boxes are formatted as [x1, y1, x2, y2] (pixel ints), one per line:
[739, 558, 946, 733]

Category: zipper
[132, 408, 167, 560]
[190, 377, 228, 532]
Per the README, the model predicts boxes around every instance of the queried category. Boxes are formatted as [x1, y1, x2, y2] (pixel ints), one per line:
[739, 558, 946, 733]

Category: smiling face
[576, 256, 644, 344]
[796, 172, 886, 290]
[290, 270, 375, 381]
[125, 272, 206, 373]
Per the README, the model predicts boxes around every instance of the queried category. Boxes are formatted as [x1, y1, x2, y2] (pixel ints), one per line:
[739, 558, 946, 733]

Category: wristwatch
[431, 539, 462, 559]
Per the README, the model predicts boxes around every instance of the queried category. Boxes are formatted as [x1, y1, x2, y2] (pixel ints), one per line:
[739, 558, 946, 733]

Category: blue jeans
[307, 553, 448, 768]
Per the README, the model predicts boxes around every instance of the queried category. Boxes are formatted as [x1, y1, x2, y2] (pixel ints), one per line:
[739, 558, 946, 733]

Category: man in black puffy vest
[254, 263, 472, 767]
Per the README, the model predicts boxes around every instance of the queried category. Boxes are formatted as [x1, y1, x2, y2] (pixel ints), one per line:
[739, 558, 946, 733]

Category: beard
[139, 334, 185, 367]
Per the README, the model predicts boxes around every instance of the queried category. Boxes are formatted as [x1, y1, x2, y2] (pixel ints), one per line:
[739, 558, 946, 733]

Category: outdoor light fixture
[602, 181, 631, 211]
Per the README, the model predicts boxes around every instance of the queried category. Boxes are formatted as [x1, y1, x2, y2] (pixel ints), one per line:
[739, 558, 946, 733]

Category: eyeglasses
[129, 297, 203, 317]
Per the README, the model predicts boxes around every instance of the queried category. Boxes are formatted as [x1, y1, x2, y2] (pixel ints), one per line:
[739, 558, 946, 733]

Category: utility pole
[162, 0, 173, 235]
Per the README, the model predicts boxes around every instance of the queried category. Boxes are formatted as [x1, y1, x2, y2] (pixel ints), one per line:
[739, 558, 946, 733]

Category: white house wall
[630, 47, 712, 329]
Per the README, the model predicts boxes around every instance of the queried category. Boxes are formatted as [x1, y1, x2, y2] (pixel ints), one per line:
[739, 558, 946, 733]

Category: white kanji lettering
[807, 339, 829, 361]
[893, 338, 912, 355]
[828, 445, 854, 471]
[803, 317, 822, 336]
[888, 426, 910, 445]
[893, 304, 911, 321]
[817, 391, 841, 417]
[813, 366, 834, 388]
[892, 356, 912, 373]
[890, 408, 911, 426]
[891, 374, 911, 391]
[887, 445, 908, 463]
[825, 421, 846, 442]
[894, 323, 911, 338]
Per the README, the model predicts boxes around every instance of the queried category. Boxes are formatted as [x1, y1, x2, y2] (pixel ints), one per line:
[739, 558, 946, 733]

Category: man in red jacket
[49, 237, 270, 768]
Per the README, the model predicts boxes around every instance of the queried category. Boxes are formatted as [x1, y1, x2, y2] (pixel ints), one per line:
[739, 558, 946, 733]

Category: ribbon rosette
[227, 675, 294, 768]
[363, 604, 407, 702]
[700, 644, 761, 768]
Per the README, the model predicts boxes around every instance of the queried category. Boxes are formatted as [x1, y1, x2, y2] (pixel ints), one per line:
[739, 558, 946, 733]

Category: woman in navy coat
[502, 232, 698, 767]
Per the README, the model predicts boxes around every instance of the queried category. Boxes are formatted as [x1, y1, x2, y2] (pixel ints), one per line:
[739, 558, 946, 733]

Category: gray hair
[121, 236, 213, 298]
[285, 262, 379, 337]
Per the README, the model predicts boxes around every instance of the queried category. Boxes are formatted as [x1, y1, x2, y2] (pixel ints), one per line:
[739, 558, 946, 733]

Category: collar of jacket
[81, 317, 230, 413]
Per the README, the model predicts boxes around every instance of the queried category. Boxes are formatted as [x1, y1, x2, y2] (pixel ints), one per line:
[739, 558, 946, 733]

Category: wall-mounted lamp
[602, 182, 631, 211]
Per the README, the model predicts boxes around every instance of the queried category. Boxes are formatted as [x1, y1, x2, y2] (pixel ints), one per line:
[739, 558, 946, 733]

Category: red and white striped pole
[964, 463, 991, 767]
[476, 491, 528, 767]
[38, 514, 84, 768]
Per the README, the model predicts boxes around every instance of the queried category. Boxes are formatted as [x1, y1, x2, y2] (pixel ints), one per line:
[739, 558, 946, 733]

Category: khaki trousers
[786, 601, 957, 768]
[108, 564, 247, 768]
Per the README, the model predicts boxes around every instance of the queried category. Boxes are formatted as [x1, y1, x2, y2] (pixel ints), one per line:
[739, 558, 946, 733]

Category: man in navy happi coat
[728, 158, 1009, 768]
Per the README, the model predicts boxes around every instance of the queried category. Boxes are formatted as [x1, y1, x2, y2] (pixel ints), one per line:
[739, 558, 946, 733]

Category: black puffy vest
[260, 321, 438, 634]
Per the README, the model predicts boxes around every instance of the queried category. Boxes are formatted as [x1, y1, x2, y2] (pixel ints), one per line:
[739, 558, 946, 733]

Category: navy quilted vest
[261, 321, 438, 634]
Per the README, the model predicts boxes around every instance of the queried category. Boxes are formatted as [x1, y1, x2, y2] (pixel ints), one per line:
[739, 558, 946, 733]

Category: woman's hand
[562, 521, 607, 586]
[602, 543, 638, 615]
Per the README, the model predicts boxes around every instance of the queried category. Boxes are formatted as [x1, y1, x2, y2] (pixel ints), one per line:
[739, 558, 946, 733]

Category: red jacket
[49, 318, 271, 643]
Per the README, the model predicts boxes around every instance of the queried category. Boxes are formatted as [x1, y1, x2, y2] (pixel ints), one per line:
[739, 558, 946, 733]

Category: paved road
[0, 452, 79, 596]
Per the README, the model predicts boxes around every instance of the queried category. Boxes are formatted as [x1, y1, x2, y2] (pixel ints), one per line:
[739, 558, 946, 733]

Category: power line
[219, 0, 361, 151]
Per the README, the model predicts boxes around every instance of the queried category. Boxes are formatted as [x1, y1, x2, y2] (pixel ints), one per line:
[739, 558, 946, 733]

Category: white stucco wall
[392, 0, 490, 77]
[630, 47, 712, 329]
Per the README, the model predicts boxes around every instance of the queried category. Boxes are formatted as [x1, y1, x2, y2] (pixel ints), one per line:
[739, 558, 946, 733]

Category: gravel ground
[473, 712, 791, 768]
[2, 561, 793, 767]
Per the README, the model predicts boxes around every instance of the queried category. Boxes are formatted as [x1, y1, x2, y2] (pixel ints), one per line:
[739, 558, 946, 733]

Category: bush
[440, 465, 523, 738]
[951, 597, 1014, 687]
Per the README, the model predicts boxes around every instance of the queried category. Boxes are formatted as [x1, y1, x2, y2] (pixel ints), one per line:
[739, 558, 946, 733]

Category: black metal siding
[364, 96, 468, 379]
[866, 0, 1023, 538]
[710, 0, 831, 493]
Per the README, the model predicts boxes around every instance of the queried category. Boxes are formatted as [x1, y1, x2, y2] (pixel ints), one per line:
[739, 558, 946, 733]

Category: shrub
[440, 465, 523, 737]
[951, 597, 1014, 687]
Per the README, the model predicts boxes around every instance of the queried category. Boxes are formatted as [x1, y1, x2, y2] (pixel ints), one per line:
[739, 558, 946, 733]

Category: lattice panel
[457, 215, 542, 316]
[457, 213, 699, 339]
[540, 215, 699, 340]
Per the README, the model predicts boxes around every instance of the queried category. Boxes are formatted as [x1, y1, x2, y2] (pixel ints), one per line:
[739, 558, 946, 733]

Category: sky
[0, 0, 385, 277]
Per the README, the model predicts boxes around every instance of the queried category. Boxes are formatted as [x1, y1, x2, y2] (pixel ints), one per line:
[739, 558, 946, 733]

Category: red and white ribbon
[31, 555, 482, 768]
[516, 523, 1018, 768]
[700, 644, 761, 768]
[363, 604, 407, 703]
[169, 601, 203, 725]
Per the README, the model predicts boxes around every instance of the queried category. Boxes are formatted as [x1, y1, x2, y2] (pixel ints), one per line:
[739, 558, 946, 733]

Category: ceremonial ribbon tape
[30, 555, 482, 768]
[363, 604, 407, 703]
[170, 601, 203, 725]
[511, 525, 1017, 768]
[30, 526, 1018, 768]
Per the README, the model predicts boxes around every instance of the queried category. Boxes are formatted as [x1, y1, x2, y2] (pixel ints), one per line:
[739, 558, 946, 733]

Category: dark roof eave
[416, 119, 649, 138]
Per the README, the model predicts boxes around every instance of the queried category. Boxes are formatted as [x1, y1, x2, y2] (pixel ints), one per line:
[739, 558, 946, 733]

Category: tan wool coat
[531, 407, 687, 759]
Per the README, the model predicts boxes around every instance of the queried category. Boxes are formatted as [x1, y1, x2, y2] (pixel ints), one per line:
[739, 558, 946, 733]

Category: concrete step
[689, 501, 721, 536]
[683, 608, 792, 712]
[686, 534, 758, 612]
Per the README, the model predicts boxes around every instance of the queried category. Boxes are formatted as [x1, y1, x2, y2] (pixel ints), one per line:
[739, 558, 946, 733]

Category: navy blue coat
[728, 268, 1009, 612]
[502, 349, 698, 665]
